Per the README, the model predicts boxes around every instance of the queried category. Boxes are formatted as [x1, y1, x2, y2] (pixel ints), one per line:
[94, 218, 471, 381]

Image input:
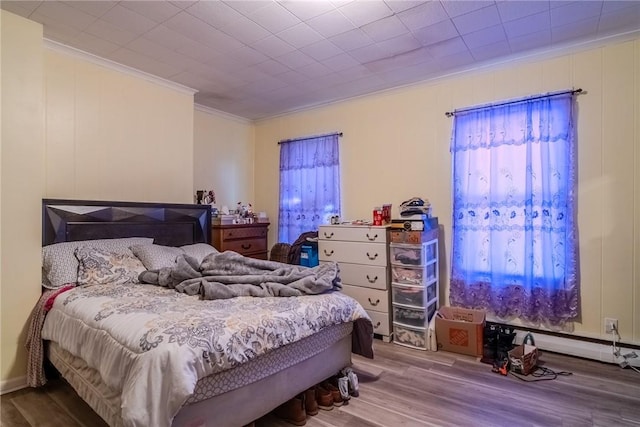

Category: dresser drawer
[223, 238, 267, 255]
[222, 226, 267, 240]
[337, 263, 387, 290]
[368, 311, 390, 337]
[319, 225, 387, 243]
[341, 284, 389, 312]
[319, 241, 387, 266]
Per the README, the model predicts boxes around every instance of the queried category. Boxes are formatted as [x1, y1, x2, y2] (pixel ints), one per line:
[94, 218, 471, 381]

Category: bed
[33, 199, 373, 427]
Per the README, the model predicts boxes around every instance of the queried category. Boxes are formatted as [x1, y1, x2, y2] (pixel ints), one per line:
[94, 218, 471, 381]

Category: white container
[391, 282, 425, 307]
[389, 243, 425, 266]
[393, 303, 436, 328]
[393, 322, 427, 350]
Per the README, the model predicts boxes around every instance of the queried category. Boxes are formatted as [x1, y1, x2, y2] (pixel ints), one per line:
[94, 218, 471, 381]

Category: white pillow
[131, 243, 219, 270]
[42, 237, 153, 289]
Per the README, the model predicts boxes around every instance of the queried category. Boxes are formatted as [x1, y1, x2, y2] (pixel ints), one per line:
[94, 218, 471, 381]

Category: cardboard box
[435, 307, 485, 356]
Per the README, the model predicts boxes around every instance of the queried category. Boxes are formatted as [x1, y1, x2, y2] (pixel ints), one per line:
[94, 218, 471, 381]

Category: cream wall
[193, 107, 255, 210]
[44, 46, 195, 203]
[1, 11, 45, 387]
[1, 11, 197, 388]
[254, 37, 640, 346]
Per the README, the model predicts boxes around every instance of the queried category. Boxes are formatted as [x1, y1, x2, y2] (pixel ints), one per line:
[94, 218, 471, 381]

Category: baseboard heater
[490, 322, 640, 368]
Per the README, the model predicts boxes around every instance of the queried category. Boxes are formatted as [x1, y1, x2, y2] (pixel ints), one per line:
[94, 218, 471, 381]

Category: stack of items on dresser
[389, 198, 439, 350]
[271, 368, 359, 426]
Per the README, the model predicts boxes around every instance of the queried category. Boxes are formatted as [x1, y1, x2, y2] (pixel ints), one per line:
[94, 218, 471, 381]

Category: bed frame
[42, 199, 353, 427]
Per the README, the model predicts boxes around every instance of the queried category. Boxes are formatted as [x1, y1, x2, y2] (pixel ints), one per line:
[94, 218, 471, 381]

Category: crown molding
[43, 39, 197, 96]
[194, 103, 252, 124]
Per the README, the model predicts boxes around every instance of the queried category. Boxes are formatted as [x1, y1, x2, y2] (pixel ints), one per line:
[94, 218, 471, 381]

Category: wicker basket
[269, 243, 292, 263]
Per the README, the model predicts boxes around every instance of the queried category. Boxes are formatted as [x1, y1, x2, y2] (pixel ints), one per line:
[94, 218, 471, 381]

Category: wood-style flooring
[2, 340, 639, 427]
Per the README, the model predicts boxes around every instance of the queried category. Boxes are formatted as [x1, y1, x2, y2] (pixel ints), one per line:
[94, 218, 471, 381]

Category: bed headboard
[43, 199, 211, 246]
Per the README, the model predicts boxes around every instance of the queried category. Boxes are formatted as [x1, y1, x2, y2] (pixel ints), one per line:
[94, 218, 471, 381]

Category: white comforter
[41, 283, 369, 427]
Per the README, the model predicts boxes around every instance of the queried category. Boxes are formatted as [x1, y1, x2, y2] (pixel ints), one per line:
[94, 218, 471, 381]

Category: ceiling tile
[219, 15, 271, 45]
[462, 24, 507, 49]
[280, 0, 336, 21]
[69, 31, 120, 57]
[126, 37, 201, 71]
[362, 15, 410, 42]
[503, 11, 551, 39]
[452, 5, 502, 35]
[322, 52, 362, 71]
[425, 37, 469, 59]
[507, 29, 552, 52]
[348, 44, 388, 63]
[169, 1, 197, 10]
[552, 17, 600, 44]
[338, 1, 393, 27]
[374, 33, 422, 57]
[307, 9, 356, 38]
[551, 1, 603, 27]
[602, 1, 640, 13]
[175, 38, 226, 64]
[32, 1, 96, 32]
[436, 50, 476, 71]
[247, 2, 300, 33]
[251, 35, 297, 58]
[598, 5, 640, 35]
[100, 4, 158, 34]
[397, 1, 449, 30]
[296, 61, 333, 78]
[441, 1, 494, 18]
[63, 1, 117, 18]
[413, 19, 459, 46]
[120, 1, 181, 24]
[329, 28, 374, 51]
[277, 23, 324, 49]
[223, 0, 271, 16]
[378, 60, 440, 85]
[300, 39, 345, 61]
[225, 45, 270, 66]
[109, 47, 182, 79]
[470, 40, 512, 61]
[364, 45, 430, 72]
[84, 19, 138, 46]
[276, 50, 316, 69]
[253, 59, 291, 76]
[276, 70, 310, 85]
[143, 24, 199, 52]
[165, 12, 245, 53]
[384, 1, 428, 14]
[1, 1, 42, 16]
[496, 1, 550, 22]
[185, 1, 244, 28]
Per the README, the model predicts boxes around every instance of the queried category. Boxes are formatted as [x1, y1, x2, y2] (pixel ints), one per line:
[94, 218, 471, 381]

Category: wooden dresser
[318, 224, 392, 342]
[211, 222, 269, 260]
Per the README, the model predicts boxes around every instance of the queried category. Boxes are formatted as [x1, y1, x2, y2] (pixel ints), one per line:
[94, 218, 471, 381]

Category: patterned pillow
[181, 243, 219, 264]
[42, 237, 154, 289]
[130, 244, 185, 270]
[75, 246, 146, 286]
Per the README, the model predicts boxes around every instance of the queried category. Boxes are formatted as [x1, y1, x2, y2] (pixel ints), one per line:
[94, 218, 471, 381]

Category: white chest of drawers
[318, 224, 392, 342]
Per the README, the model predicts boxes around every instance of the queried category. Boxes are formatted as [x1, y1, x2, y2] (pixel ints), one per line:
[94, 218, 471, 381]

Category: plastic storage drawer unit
[393, 322, 428, 350]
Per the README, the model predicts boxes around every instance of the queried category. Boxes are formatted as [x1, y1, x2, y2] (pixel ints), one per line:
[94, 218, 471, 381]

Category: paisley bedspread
[41, 283, 371, 427]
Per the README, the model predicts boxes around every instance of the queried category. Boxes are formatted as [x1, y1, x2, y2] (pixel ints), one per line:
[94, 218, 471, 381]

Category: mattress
[47, 322, 353, 427]
[41, 283, 369, 427]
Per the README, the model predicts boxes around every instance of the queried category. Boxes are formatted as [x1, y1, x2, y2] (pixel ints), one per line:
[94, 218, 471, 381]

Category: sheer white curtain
[278, 134, 341, 244]
[450, 92, 579, 326]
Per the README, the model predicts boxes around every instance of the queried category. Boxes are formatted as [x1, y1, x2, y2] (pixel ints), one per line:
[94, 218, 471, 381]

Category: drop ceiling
[2, 1, 639, 120]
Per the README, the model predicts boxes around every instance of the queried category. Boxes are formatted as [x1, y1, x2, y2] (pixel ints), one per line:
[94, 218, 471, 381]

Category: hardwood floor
[2, 340, 639, 427]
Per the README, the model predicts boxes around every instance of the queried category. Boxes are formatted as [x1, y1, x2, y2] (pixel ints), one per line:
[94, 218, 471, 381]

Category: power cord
[509, 366, 572, 382]
[611, 324, 640, 375]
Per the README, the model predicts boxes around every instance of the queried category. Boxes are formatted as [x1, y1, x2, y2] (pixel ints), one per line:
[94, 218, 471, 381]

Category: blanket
[139, 251, 342, 299]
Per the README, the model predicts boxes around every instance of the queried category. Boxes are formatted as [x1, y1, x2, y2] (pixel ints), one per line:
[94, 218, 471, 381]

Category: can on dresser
[373, 207, 383, 226]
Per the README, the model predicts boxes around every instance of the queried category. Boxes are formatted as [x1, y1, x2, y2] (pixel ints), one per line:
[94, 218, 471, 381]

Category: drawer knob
[368, 298, 380, 306]
[373, 321, 381, 329]
[323, 249, 334, 256]
[366, 233, 378, 241]
[366, 275, 378, 283]
[241, 244, 251, 250]
[228, 232, 233, 237]
[323, 231, 334, 239]
[366, 252, 378, 260]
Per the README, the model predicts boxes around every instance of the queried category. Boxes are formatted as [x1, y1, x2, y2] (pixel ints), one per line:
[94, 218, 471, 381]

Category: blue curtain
[278, 134, 341, 244]
[450, 93, 579, 326]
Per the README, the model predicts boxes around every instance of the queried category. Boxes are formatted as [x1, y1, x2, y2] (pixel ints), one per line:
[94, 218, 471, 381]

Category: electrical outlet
[604, 318, 618, 334]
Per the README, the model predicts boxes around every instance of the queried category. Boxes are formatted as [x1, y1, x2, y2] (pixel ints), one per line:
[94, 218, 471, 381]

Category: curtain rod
[278, 131, 343, 145]
[444, 88, 584, 118]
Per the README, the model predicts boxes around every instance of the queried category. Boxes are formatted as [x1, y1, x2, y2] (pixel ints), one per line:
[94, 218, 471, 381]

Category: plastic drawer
[393, 322, 427, 350]
[389, 243, 424, 266]
[391, 283, 424, 307]
[393, 303, 436, 328]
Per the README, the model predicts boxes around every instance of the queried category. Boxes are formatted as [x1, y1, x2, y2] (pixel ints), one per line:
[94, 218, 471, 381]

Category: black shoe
[481, 324, 499, 364]
[497, 326, 516, 361]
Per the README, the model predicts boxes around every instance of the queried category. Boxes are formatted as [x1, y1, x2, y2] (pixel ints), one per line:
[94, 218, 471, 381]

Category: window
[278, 133, 341, 244]
[449, 92, 579, 326]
